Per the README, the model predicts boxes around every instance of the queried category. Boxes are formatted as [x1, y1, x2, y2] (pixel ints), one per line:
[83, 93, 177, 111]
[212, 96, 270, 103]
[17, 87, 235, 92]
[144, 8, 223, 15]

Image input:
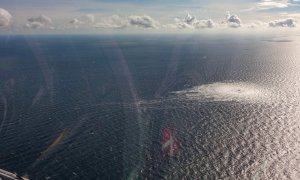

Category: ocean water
[0, 34, 299, 179]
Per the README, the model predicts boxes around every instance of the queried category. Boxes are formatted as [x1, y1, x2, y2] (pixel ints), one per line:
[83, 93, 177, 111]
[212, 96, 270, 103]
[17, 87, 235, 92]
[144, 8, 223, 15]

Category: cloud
[128, 15, 159, 29]
[268, 18, 297, 27]
[94, 14, 159, 29]
[175, 13, 215, 29]
[69, 18, 83, 29]
[25, 22, 44, 29]
[94, 15, 127, 29]
[182, 13, 196, 25]
[194, 19, 215, 28]
[26, 15, 52, 29]
[257, 0, 289, 10]
[0, 8, 12, 27]
[70, 18, 82, 25]
[28, 15, 52, 24]
[69, 14, 95, 29]
[226, 11, 241, 28]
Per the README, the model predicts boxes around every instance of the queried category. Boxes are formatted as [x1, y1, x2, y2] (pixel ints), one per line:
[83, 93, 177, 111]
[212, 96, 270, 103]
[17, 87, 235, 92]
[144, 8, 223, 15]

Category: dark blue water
[0, 35, 299, 179]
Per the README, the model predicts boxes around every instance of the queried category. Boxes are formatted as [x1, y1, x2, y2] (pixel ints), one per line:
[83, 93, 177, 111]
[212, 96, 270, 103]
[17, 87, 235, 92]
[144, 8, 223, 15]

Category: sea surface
[0, 34, 300, 179]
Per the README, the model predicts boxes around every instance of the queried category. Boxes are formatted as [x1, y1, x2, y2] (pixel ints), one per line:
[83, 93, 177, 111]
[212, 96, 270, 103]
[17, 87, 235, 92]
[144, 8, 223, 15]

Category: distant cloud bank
[94, 15, 159, 29]
[92, 12, 298, 31]
[70, 18, 82, 25]
[257, 0, 288, 10]
[268, 18, 297, 27]
[69, 14, 95, 28]
[94, 15, 127, 29]
[0, 6, 299, 32]
[0, 8, 12, 27]
[175, 12, 243, 29]
[128, 15, 159, 29]
[26, 15, 53, 29]
[175, 13, 215, 29]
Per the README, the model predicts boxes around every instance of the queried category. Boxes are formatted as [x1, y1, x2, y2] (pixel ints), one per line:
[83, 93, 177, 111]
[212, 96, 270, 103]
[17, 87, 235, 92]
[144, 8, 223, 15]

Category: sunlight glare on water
[174, 82, 271, 102]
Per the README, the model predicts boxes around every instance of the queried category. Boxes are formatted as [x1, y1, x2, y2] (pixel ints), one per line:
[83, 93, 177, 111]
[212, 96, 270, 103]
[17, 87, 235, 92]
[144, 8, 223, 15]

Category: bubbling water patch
[174, 82, 271, 102]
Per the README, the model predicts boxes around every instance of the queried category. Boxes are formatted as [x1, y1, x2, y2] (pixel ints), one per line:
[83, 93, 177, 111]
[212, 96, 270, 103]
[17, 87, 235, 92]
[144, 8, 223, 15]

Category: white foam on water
[174, 82, 271, 102]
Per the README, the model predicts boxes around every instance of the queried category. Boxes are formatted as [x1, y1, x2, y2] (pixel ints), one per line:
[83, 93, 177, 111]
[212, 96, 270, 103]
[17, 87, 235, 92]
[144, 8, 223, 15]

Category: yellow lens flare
[30, 129, 68, 168]
[41, 130, 67, 156]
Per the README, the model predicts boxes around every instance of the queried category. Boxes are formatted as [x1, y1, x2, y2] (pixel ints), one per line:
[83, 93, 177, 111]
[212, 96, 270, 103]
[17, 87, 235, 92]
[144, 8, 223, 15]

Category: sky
[0, 0, 300, 34]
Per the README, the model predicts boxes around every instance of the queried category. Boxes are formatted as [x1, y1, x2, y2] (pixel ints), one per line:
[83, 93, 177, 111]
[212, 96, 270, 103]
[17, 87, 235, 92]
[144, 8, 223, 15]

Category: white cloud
[268, 18, 297, 27]
[26, 15, 52, 29]
[25, 21, 44, 29]
[69, 14, 95, 28]
[69, 18, 83, 29]
[70, 18, 82, 25]
[28, 15, 52, 24]
[226, 11, 242, 28]
[194, 19, 215, 28]
[128, 15, 159, 29]
[94, 15, 159, 29]
[182, 13, 196, 25]
[175, 13, 215, 29]
[94, 15, 127, 29]
[257, 0, 289, 10]
[0, 8, 12, 27]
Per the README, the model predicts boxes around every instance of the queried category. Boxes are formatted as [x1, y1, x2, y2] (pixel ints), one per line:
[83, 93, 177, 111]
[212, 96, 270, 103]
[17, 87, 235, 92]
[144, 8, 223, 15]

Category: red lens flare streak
[162, 127, 180, 157]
